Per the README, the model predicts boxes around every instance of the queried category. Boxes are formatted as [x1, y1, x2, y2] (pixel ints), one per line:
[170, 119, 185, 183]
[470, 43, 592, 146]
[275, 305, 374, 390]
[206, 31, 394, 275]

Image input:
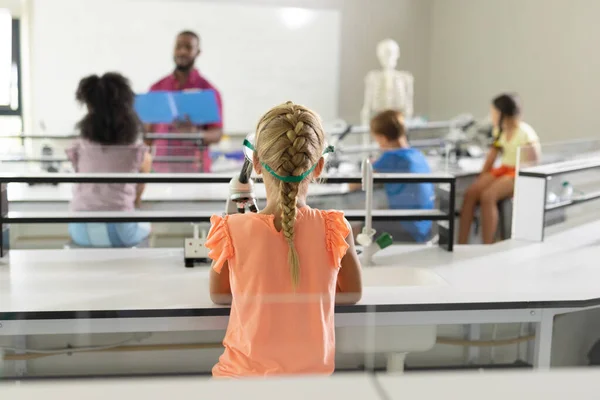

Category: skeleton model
[361, 39, 414, 128]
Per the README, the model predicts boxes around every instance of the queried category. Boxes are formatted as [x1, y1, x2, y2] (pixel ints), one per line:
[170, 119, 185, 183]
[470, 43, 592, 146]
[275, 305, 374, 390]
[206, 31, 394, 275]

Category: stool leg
[498, 206, 505, 240]
[386, 353, 407, 373]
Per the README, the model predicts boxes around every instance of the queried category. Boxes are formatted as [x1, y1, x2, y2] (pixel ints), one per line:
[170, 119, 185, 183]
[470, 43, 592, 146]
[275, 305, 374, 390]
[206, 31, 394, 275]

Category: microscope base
[184, 258, 210, 268]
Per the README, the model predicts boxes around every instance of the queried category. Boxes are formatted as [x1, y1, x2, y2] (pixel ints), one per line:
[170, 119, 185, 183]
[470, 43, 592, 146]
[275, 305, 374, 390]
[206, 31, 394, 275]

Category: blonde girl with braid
[205, 101, 362, 378]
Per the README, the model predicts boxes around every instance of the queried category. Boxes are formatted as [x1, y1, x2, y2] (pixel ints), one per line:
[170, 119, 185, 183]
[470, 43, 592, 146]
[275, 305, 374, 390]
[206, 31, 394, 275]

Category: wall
[14, 0, 432, 133]
[0, 0, 21, 16]
[14, 0, 600, 140]
[29, 0, 343, 133]
[428, 0, 600, 142]
[337, 0, 432, 122]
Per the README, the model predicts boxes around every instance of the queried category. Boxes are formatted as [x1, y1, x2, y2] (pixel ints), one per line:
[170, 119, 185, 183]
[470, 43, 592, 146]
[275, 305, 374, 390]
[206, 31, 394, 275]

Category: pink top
[66, 138, 147, 212]
[149, 69, 223, 173]
[205, 207, 350, 378]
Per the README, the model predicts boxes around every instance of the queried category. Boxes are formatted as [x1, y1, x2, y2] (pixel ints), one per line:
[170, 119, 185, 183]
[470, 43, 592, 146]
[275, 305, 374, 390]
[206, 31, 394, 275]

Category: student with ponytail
[458, 93, 540, 244]
[205, 101, 362, 378]
[66, 72, 152, 248]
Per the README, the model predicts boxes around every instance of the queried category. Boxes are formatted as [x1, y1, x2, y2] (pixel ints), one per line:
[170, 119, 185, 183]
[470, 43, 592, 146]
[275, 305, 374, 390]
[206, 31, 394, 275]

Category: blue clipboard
[134, 89, 220, 125]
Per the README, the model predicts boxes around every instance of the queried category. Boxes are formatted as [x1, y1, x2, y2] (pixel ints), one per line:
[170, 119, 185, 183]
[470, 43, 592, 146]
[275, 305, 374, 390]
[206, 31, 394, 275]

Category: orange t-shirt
[205, 207, 350, 378]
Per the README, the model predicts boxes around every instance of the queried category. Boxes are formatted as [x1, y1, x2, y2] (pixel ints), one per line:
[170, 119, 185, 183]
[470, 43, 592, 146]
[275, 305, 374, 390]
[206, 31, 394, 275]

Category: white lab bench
[1, 219, 599, 376]
[6, 182, 350, 210]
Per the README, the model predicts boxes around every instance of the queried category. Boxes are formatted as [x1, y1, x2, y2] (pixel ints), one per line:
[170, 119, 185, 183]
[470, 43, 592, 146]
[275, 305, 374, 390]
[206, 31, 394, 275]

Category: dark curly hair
[75, 72, 141, 145]
[492, 93, 521, 137]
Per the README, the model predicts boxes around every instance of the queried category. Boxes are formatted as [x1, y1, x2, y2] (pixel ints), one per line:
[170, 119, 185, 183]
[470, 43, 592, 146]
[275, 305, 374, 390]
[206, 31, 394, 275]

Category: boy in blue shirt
[352, 110, 435, 242]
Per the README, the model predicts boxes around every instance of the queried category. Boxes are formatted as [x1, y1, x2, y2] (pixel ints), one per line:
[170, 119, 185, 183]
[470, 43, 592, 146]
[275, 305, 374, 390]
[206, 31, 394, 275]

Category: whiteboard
[30, 0, 341, 133]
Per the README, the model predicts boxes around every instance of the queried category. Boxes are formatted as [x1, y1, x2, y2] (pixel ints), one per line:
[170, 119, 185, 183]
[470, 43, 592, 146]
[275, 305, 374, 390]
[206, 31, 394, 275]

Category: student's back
[207, 207, 348, 377]
[373, 147, 434, 242]
[67, 138, 146, 212]
[66, 72, 152, 248]
[206, 101, 362, 378]
[368, 110, 434, 243]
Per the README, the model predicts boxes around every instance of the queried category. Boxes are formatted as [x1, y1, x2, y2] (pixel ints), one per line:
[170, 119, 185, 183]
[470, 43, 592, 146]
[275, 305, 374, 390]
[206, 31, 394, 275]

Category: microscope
[224, 158, 259, 214]
[442, 115, 478, 164]
[325, 123, 354, 173]
[184, 159, 259, 268]
[28, 142, 60, 186]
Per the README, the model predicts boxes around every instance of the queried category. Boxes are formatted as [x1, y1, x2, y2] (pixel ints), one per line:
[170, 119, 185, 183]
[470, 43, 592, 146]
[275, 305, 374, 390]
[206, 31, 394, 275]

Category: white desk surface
[6, 182, 350, 203]
[1, 220, 600, 316]
[5, 157, 483, 203]
[521, 156, 600, 176]
[2, 371, 600, 399]
[427, 156, 483, 178]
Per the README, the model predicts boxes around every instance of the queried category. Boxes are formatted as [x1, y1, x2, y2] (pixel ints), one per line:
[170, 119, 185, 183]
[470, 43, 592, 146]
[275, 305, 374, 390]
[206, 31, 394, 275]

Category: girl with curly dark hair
[66, 72, 152, 247]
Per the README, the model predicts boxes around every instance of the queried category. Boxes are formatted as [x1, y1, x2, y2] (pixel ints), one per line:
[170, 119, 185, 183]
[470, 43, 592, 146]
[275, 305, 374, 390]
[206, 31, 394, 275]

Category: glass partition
[0, 167, 463, 381]
[2, 0, 595, 387]
[0, 134, 565, 382]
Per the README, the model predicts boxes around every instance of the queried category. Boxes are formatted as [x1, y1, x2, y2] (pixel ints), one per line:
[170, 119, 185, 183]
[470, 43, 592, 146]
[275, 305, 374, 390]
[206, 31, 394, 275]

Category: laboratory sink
[336, 265, 446, 373]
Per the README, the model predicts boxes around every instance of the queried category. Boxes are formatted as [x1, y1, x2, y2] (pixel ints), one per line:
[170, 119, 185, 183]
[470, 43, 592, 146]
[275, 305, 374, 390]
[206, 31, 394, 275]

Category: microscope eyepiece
[239, 159, 251, 184]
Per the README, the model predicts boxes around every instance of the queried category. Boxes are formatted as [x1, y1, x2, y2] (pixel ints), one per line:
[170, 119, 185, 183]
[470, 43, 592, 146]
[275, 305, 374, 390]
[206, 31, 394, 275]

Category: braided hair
[254, 101, 326, 288]
[75, 72, 141, 146]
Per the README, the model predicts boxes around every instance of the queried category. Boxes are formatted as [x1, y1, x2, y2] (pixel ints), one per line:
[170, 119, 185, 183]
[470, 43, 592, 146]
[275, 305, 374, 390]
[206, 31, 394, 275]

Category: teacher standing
[147, 30, 224, 172]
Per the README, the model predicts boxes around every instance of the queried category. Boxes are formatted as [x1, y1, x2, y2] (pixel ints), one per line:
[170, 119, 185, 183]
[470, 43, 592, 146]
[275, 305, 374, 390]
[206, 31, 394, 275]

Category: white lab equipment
[560, 181, 573, 202]
[547, 191, 559, 205]
[184, 144, 259, 267]
[356, 159, 376, 249]
[183, 224, 209, 268]
[360, 39, 414, 128]
[355, 158, 393, 266]
[227, 134, 261, 215]
[225, 159, 259, 215]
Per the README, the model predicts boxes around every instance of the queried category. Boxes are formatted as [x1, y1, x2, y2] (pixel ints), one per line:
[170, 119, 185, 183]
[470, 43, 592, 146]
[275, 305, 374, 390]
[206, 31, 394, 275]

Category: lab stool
[336, 325, 437, 373]
[473, 198, 567, 241]
[498, 197, 513, 240]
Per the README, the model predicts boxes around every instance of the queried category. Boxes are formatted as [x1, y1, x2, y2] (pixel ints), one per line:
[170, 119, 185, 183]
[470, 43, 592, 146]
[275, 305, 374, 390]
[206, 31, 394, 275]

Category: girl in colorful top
[205, 101, 362, 378]
[458, 93, 540, 244]
[66, 73, 152, 248]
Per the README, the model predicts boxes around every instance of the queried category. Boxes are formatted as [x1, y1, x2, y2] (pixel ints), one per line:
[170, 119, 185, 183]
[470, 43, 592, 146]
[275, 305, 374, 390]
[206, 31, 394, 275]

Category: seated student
[458, 93, 540, 245]
[205, 101, 362, 378]
[66, 73, 152, 248]
[351, 110, 435, 243]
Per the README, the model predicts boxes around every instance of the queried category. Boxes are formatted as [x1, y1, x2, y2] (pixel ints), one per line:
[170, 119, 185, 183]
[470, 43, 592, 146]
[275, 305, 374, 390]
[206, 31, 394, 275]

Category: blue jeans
[69, 223, 151, 248]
